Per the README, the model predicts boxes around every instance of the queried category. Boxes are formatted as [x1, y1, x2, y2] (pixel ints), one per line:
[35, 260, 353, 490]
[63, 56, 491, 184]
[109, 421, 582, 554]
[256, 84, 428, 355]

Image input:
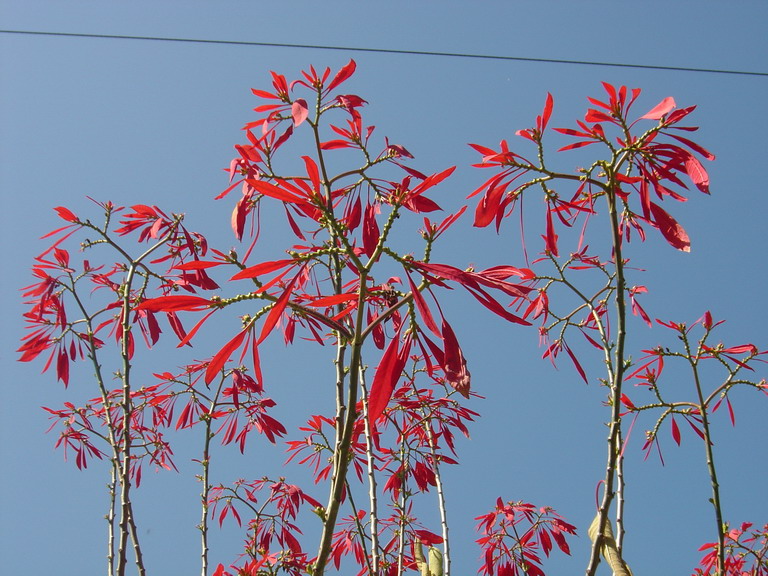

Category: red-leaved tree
[20, 62, 766, 576]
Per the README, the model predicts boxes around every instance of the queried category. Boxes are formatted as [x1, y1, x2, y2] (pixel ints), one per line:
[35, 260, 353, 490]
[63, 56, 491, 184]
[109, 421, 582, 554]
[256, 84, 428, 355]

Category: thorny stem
[683, 332, 726, 573]
[396, 436, 410, 576]
[424, 418, 450, 576]
[315, 321, 364, 574]
[68, 279, 139, 576]
[108, 465, 116, 576]
[344, 480, 374, 576]
[116, 227, 176, 576]
[199, 375, 226, 576]
[616, 427, 626, 554]
[359, 368, 381, 575]
[311, 87, 364, 573]
[310, 86, 414, 573]
[118, 261, 146, 576]
[586, 180, 629, 576]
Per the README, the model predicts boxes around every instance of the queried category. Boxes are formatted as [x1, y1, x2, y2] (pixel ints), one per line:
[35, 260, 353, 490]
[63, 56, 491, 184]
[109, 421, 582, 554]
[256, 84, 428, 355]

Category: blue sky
[2, 2, 767, 574]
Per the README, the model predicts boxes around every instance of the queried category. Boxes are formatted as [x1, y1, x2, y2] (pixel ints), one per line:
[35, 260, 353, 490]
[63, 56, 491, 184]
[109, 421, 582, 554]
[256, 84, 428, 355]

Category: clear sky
[2, 2, 767, 574]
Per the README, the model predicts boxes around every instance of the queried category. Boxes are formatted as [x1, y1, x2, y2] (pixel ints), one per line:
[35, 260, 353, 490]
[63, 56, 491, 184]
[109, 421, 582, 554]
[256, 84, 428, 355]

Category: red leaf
[326, 59, 357, 93]
[405, 269, 441, 339]
[563, 342, 587, 384]
[544, 206, 559, 256]
[345, 195, 362, 232]
[320, 139, 353, 150]
[726, 397, 736, 426]
[303, 155, 320, 194]
[247, 179, 304, 204]
[474, 184, 506, 228]
[414, 529, 444, 546]
[166, 311, 189, 344]
[232, 195, 249, 241]
[368, 331, 409, 430]
[667, 133, 715, 161]
[539, 93, 554, 131]
[136, 295, 211, 313]
[403, 194, 442, 213]
[683, 152, 710, 194]
[649, 202, 690, 252]
[671, 416, 681, 446]
[231, 259, 296, 281]
[291, 99, 308, 127]
[306, 293, 358, 308]
[176, 310, 217, 347]
[441, 320, 471, 397]
[257, 270, 302, 345]
[206, 329, 247, 384]
[362, 202, 380, 258]
[684, 416, 707, 441]
[620, 394, 635, 409]
[54, 206, 78, 222]
[56, 349, 70, 386]
[173, 260, 225, 271]
[641, 96, 676, 120]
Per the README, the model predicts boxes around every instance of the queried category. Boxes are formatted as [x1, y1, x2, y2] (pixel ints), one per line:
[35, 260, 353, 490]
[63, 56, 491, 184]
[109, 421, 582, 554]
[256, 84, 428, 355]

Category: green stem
[586, 182, 628, 576]
[684, 335, 726, 573]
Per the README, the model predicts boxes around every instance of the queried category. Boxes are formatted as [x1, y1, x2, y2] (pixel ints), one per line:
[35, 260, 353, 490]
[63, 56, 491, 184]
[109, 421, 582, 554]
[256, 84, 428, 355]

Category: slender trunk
[586, 187, 628, 576]
[108, 463, 117, 576]
[360, 370, 380, 574]
[425, 422, 450, 576]
[688, 352, 725, 573]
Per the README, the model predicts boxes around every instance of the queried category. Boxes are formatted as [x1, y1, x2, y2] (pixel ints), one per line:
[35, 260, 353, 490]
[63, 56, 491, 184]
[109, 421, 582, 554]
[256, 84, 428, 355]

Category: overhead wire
[1, 29, 766, 78]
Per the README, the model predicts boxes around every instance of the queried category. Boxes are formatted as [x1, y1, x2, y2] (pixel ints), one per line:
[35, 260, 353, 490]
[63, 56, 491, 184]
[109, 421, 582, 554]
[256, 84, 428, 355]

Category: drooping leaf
[649, 202, 690, 252]
[368, 331, 410, 429]
[441, 319, 471, 397]
[405, 269, 441, 339]
[588, 513, 634, 576]
[362, 202, 380, 258]
[682, 151, 711, 194]
[671, 416, 681, 446]
[257, 269, 303, 345]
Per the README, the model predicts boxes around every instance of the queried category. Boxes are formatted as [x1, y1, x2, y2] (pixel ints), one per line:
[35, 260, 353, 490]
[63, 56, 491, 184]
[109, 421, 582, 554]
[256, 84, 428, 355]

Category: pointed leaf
[671, 416, 681, 445]
[326, 59, 357, 93]
[206, 329, 247, 384]
[368, 331, 409, 429]
[641, 96, 676, 120]
[231, 259, 296, 281]
[136, 295, 211, 313]
[649, 202, 690, 252]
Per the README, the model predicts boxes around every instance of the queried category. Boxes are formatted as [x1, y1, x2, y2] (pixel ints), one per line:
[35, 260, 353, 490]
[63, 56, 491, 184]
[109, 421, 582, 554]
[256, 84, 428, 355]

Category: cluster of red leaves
[19, 200, 216, 387]
[42, 384, 178, 484]
[621, 312, 767, 463]
[209, 478, 322, 576]
[470, 83, 714, 256]
[282, 351, 480, 575]
[328, 510, 444, 576]
[151, 366, 286, 452]
[475, 499, 577, 576]
[136, 60, 540, 428]
[694, 522, 768, 576]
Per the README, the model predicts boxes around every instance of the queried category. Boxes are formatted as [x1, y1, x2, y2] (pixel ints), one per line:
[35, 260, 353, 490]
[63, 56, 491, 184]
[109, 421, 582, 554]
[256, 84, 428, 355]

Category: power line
[2, 28, 766, 78]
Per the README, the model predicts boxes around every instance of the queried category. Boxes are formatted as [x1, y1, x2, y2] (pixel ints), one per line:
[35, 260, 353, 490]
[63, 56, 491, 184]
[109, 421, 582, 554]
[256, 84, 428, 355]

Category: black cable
[1, 28, 766, 78]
